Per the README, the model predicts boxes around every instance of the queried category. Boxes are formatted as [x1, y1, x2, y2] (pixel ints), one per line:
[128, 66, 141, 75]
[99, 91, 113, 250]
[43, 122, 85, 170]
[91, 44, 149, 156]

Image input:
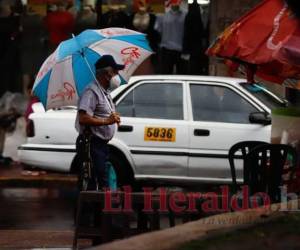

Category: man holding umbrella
[76, 55, 124, 190]
[31, 27, 152, 189]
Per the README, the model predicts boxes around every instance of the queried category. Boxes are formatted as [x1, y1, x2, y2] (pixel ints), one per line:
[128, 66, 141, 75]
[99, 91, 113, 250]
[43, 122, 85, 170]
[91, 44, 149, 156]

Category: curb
[0, 164, 77, 187]
[90, 199, 299, 250]
[0, 176, 77, 188]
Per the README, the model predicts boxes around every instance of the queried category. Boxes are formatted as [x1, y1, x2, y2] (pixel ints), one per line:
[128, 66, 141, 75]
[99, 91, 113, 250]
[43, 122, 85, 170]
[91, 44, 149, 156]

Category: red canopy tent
[207, 0, 300, 89]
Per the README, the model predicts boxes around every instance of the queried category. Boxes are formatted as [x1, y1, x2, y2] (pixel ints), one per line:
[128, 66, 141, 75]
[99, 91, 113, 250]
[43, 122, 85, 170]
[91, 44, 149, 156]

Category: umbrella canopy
[33, 28, 153, 109]
[207, 0, 300, 89]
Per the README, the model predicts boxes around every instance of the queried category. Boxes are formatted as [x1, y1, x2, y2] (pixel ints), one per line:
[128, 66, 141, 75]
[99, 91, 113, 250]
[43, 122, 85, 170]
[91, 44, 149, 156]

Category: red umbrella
[207, 0, 300, 89]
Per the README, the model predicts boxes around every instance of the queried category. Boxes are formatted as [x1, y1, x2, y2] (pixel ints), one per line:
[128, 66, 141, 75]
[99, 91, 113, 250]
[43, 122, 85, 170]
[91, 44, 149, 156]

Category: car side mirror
[249, 112, 271, 125]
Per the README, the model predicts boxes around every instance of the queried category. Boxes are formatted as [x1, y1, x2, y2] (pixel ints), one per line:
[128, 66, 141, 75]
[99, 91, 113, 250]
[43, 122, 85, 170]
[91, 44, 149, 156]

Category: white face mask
[109, 75, 121, 90]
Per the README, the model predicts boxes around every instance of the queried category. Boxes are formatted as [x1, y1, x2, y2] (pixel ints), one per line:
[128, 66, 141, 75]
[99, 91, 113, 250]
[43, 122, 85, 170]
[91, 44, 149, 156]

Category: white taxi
[18, 75, 287, 186]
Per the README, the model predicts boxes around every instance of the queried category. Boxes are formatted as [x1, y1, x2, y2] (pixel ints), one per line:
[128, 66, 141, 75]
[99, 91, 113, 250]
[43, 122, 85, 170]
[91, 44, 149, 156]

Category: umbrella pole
[72, 34, 114, 113]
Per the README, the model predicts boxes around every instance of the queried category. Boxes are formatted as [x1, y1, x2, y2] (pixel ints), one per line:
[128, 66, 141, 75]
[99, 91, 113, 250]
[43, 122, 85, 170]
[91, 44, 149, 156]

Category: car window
[190, 84, 258, 124]
[241, 83, 288, 109]
[117, 82, 183, 120]
[116, 90, 133, 117]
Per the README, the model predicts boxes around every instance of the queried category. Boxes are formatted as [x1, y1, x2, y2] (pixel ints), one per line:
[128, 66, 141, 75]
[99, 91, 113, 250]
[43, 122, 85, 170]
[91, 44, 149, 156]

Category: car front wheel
[108, 152, 140, 191]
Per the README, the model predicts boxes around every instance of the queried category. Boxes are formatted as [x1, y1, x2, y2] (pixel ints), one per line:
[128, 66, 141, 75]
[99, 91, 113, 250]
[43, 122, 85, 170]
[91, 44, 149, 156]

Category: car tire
[70, 153, 80, 174]
[109, 151, 140, 191]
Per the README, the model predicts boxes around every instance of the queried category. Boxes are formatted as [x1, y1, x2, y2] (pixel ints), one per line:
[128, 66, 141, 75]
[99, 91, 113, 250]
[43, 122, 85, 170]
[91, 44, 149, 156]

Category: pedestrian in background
[155, 0, 187, 74]
[75, 55, 123, 190]
[44, 1, 75, 54]
[130, 0, 160, 73]
[0, 2, 22, 95]
[182, 1, 205, 75]
[74, 2, 97, 35]
[20, 5, 46, 94]
[100, 5, 130, 28]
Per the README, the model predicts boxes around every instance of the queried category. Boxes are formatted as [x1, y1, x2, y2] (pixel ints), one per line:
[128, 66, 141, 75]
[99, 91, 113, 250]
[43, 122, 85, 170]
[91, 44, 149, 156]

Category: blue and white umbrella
[33, 28, 153, 110]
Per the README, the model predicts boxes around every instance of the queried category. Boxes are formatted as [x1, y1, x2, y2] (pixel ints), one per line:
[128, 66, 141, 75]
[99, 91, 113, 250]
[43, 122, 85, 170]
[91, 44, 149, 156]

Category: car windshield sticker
[144, 127, 176, 142]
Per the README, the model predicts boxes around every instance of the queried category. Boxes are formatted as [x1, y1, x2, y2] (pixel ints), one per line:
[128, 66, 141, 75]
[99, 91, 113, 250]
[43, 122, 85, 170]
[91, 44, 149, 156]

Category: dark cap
[95, 55, 125, 71]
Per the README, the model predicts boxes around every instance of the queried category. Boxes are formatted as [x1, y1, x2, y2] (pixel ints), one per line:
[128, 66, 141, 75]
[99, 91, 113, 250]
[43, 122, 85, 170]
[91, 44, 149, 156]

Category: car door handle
[118, 125, 133, 132]
[194, 129, 210, 136]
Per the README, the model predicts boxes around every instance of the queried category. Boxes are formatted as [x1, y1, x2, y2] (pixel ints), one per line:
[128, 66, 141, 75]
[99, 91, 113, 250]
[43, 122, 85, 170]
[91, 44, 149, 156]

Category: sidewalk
[0, 163, 77, 187]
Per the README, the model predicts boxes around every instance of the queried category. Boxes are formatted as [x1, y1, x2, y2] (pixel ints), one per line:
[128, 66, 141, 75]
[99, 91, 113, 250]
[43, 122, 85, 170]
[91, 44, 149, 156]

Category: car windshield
[241, 83, 288, 110]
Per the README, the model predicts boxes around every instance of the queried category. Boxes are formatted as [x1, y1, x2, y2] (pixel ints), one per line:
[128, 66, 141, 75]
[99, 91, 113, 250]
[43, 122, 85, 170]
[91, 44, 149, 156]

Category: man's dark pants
[76, 134, 109, 190]
[90, 135, 109, 189]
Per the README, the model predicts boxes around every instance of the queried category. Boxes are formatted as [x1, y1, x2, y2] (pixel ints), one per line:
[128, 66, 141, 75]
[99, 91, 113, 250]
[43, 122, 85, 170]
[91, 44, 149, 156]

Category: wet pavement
[0, 186, 78, 249]
[0, 161, 81, 249]
[0, 187, 76, 230]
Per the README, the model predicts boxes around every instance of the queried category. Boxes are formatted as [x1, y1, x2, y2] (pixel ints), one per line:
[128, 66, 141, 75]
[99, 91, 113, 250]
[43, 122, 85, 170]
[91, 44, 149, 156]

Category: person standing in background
[130, 0, 160, 73]
[20, 5, 46, 94]
[100, 5, 130, 29]
[182, 1, 205, 75]
[74, 1, 97, 35]
[44, 1, 75, 54]
[0, 2, 22, 95]
[155, 0, 187, 74]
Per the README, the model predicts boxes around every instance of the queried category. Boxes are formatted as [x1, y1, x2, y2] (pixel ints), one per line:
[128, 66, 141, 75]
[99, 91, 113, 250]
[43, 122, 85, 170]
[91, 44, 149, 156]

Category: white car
[18, 75, 287, 186]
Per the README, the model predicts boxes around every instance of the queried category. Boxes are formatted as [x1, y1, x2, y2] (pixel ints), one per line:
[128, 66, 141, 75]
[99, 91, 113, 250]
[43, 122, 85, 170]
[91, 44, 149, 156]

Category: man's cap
[95, 55, 125, 71]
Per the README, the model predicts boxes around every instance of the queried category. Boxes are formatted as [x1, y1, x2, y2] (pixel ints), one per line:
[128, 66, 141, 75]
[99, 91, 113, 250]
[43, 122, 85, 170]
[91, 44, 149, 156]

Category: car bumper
[18, 144, 76, 172]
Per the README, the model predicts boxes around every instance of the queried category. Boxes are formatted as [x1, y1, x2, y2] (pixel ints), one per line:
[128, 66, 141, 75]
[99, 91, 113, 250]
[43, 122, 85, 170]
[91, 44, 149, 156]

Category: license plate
[144, 127, 176, 142]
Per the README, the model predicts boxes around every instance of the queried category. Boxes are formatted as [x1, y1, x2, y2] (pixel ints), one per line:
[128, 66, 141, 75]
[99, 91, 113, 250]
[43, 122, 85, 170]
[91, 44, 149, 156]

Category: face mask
[109, 75, 121, 90]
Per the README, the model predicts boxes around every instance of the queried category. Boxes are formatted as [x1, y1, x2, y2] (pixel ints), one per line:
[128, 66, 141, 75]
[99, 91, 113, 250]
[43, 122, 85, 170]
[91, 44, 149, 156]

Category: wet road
[0, 187, 77, 230]
[0, 186, 78, 249]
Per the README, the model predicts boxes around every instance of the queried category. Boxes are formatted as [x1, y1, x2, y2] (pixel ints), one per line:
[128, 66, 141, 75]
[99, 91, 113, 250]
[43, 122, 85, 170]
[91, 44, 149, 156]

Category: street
[0, 186, 76, 249]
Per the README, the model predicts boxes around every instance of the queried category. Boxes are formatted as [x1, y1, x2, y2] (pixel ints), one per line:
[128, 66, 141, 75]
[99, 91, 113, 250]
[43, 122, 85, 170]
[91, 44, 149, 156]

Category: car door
[115, 80, 189, 178]
[187, 82, 271, 183]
